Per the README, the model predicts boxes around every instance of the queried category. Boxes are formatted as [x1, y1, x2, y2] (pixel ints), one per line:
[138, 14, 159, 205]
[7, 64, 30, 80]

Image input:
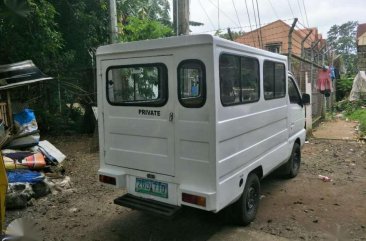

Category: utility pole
[109, 0, 118, 43]
[173, 0, 189, 35]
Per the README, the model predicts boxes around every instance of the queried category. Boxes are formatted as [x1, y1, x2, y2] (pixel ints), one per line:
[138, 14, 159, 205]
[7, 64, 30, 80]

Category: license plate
[135, 178, 168, 198]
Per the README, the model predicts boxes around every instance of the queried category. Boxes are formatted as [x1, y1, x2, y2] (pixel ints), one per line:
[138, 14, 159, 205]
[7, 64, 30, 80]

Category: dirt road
[6, 120, 366, 241]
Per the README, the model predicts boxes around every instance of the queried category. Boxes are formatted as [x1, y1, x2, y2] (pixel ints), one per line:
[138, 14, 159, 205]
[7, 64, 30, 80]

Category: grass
[346, 108, 366, 137]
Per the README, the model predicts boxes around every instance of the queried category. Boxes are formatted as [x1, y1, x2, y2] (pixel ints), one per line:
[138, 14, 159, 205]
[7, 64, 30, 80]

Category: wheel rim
[246, 186, 258, 212]
[293, 148, 300, 171]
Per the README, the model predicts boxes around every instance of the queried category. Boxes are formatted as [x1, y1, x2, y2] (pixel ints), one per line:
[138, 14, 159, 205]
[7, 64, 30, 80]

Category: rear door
[101, 55, 175, 176]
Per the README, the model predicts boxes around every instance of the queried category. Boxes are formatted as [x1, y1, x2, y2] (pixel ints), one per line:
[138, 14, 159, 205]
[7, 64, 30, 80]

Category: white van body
[96, 34, 306, 216]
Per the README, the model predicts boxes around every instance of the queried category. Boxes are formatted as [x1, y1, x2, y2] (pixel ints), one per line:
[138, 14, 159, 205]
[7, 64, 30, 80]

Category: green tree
[0, 0, 63, 72]
[119, 16, 172, 42]
[327, 21, 358, 74]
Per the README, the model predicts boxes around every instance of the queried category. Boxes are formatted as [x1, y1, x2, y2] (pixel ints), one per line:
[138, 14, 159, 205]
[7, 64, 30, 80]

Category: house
[235, 20, 325, 59]
[357, 23, 366, 71]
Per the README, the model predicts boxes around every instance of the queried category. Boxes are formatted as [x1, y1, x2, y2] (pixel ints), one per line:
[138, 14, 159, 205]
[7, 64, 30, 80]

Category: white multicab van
[96, 34, 310, 225]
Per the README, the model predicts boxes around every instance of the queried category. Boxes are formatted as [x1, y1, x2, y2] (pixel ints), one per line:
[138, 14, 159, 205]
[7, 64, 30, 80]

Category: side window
[263, 61, 286, 100]
[241, 57, 260, 102]
[288, 77, 302, 106]
[220, 53, 260, 106]
[107, 63, 167, 106]
[178, 60, 206, 108]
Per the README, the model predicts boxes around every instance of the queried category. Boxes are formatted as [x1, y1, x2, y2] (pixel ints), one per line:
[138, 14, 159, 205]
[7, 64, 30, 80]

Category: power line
[266, 0, 279, 19]
[251, 0, 261, 48]
[198, 0, 216, 30]
[302, 0, 309, 27]
[296, 0, 305, 26]
[196, 18, 296, 34]
[244, 0, 257, 47]
[207, 0, 239, 28]
[231, 0, 242, 29]
[255, 0, 263, 48]
[287, 0, 295, 18]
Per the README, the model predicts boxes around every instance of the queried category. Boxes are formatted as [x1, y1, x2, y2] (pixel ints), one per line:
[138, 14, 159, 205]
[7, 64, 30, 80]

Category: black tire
[286, 143, 301, 178]
[232, 173, 260, 226]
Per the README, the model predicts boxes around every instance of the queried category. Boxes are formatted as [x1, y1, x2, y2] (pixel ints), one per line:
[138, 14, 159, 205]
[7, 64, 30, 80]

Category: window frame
[106, 63, 168, 107]
[288, 77, 303, 107]
[219, 53, 260, 107]
[263, 60, 286, 100]
[177, 59, 206, 108]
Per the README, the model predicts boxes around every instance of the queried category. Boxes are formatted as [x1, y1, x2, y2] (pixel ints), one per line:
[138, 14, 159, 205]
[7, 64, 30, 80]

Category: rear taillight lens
[182, 193, 206, 207]
[99, 175, 116, 185]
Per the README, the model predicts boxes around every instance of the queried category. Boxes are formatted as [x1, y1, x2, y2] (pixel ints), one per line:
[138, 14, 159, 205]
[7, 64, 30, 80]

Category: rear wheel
[286, 143, 301, 178]
[232, 173, 260, 226]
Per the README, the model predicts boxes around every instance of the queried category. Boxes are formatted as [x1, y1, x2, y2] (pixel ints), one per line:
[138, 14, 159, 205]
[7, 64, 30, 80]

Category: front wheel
[232, 173, 260, 226]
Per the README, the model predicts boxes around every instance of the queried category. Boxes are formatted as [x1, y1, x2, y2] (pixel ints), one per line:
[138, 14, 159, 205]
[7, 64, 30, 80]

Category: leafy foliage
[327, 21, 358, 74]
[0, 0, 63, 72]
[0, 0, 173, 135]
[335, 99, 366, 137]
[119, 16, 172, 42]
[215, 29, 245, 41]
[336, 76, 354, 101]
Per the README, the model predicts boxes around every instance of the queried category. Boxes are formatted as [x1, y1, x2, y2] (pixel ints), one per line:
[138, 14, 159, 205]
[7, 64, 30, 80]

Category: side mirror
[302, 93, 310, 105]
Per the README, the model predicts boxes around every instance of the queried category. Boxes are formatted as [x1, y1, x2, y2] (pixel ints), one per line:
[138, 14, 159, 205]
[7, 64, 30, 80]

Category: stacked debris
[2, 108, 68, 209]
[0, 60, 70, 210]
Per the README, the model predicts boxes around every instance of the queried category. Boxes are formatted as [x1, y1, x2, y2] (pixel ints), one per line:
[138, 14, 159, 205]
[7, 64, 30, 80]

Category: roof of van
[96, 34, 287, 61]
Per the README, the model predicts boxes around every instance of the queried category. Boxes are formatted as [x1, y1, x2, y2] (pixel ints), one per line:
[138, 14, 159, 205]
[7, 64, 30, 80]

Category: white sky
[169, 0, 366, 38]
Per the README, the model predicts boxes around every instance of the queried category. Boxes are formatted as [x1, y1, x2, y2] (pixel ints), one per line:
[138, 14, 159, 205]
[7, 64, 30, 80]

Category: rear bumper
[98, 167, 217, 211]
[114, 193, 182, 218]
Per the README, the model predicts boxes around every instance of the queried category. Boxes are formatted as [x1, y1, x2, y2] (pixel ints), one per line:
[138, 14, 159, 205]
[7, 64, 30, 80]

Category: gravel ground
[5, 121, 366, 241]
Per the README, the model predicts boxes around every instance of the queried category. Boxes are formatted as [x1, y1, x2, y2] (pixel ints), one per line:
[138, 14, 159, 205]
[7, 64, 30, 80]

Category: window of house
[107, 64, 168, 106]
[288, 77, 302, 106]
[265, 43, 282, 53]
[178, 60, 206, 108]
[263, 61, 286, 100]
[220, 53, 260, 106]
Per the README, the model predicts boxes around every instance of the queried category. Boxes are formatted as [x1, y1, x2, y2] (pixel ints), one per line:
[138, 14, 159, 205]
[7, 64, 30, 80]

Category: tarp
[0, 60, 52, 91]
[349, 71, 366, 101]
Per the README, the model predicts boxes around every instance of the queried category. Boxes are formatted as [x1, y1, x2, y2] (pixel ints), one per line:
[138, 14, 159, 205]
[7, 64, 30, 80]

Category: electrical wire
[251, 0, 261, 48]
[196, 18, 296, 34]
[287, 0, 295, 18]
[296, 0, 305, 27]
[198, 0, 216, 30]
[231, 0, 242, 29]
[302, 0, 309, 27]
[266, 0, 279, 19]
[255, 0, 264, 48]
[244, 0, 257, 47]
[207, 0, 239, 28]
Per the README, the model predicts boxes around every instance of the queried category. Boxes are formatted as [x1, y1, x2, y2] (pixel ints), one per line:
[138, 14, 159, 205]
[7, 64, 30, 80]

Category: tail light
[99, 175, 116, 185]
[182, 193, 206, 207]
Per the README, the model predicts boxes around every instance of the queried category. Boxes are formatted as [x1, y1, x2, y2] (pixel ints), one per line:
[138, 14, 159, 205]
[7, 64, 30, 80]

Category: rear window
[263, 61, 286, 100]
[106, 64, 168, 106]
[178, 60, 206, 108]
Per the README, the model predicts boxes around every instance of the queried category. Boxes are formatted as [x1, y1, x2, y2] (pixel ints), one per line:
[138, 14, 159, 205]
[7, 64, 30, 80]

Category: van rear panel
[97, 36, 217, 211]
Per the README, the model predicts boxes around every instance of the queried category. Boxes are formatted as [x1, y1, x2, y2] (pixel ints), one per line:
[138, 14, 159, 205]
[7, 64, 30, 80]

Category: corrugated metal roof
[0, 60, 52, 91]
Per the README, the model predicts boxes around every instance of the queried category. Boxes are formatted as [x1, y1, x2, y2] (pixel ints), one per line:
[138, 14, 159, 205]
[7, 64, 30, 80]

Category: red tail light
[182, 193, 206, 207]
[99, 175, 116, 185]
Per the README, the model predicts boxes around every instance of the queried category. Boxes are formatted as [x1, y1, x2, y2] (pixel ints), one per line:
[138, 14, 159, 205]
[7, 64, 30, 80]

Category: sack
[13, 109, 38, 135]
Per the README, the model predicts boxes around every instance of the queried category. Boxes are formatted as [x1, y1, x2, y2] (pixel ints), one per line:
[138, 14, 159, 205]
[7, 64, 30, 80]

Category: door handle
[169, 112, 174, 122]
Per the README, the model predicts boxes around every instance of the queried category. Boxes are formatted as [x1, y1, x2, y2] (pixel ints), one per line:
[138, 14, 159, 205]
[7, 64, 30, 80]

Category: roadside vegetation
[335, 99, 366, 137]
